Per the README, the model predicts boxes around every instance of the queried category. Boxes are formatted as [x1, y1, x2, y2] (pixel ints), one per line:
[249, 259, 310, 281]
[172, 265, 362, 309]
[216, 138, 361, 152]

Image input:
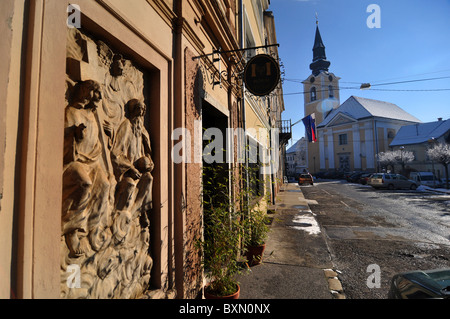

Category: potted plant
[240, 164, 271, 266]
[244, 201, 270, 266]
[197, 164, 243, 299]
[202, 205, 242, 299]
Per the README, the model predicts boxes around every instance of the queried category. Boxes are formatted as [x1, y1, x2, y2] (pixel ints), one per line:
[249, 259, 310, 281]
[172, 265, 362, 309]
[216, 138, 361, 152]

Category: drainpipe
[374, 118, 380, 172]
[268, 107, 276, 205]
[173, 0, 184, 299]
[239, 0, 250, 205]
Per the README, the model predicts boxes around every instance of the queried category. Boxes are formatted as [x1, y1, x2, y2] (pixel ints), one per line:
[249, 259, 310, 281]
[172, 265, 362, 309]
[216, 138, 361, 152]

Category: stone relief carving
[61, 28, 154, 299]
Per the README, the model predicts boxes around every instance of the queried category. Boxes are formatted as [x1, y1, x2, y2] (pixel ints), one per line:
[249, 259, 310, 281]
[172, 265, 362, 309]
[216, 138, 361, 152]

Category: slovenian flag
[302, 113, 317, 143]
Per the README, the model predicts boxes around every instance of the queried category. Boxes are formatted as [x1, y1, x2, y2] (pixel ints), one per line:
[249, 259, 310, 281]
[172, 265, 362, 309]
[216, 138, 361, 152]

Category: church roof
[317, 96, 421, 127]
[310, 25, 330, 76]
[390, 119, 450, 146]
[286, 137, 305, 153]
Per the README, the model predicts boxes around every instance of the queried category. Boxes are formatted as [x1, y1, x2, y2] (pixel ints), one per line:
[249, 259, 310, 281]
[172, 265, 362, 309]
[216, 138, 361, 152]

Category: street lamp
[427, 137, 437, 187]
[399, 146, 405, 173]
[360, 83, 371, 90]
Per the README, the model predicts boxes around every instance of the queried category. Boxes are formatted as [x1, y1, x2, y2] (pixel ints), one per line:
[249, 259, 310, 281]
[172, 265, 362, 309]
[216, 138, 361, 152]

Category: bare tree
[377, 149, 414, 173]
[378, 151, 398, 173]
[427, 143, 450, 189]
[395, 149, 415, 171]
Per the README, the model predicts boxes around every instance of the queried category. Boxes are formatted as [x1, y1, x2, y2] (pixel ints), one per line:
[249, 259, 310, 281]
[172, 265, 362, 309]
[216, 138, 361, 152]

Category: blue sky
[270, 0, 450, 145]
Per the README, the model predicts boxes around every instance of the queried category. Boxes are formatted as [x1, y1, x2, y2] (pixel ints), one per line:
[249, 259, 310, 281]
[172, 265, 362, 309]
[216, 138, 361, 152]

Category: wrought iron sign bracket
[193, 44, 280, 92]
[192, 43, 280, 61]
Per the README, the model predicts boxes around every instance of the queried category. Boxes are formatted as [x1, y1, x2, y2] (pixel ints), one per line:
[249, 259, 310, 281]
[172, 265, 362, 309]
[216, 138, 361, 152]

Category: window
[328, 85, 334, 98]
[310, 87, 316, 102]
[246, 37, 256, 58]
[339, 134, 348, 145]
[248, 139, 263, 197]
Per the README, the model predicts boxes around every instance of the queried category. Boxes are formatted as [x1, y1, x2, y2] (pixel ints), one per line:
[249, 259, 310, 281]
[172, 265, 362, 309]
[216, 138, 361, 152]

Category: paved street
[300, 180, 450, 299]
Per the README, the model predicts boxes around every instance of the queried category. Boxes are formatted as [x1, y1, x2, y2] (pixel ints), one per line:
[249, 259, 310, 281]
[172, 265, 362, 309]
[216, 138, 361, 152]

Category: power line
[284, 69, 450, 85]
[282, 73, 450, 95]
[370, 76, 450, 87]
[368, 88, 450, 92]
[369, 69, 450, 84]
[281, 84, 450, 96]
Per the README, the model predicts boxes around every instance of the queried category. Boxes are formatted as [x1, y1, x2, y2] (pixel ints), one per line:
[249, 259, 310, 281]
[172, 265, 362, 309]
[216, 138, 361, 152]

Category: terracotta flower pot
[246, 243, 266, 266]
[204, 283, 240, 299]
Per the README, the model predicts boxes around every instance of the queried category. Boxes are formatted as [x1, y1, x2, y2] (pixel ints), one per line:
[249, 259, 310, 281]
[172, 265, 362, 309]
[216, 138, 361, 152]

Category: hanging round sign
[244, 54, 280, 96]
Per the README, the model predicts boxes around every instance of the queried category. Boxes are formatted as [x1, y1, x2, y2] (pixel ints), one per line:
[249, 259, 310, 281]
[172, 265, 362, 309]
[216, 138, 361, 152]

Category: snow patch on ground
[417, 185, 450, 194]
[291, 214, 321, 235]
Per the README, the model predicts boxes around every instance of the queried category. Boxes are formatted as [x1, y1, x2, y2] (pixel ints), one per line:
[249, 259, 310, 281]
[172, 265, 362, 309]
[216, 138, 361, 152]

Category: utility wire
[281, 83, 450, 96]
[368, 69, 450, 84]
[282, 87, 450, 96]
[282, 74, 450, 95]
[284, 70, 450, 85]
[370, 76, 450, 87]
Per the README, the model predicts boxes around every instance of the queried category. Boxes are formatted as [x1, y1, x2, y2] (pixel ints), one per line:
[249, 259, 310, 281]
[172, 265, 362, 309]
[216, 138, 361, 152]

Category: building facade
[0, 0, 284, 299]
[390, 118, 450, 178]
[285, 138, 307, 178]
[316, 96, 421, 172]
[302, 25, 420, 174]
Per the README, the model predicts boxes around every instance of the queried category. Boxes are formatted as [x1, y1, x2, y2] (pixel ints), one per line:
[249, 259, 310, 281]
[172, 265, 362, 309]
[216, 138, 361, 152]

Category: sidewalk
[237, 183, 345, 299]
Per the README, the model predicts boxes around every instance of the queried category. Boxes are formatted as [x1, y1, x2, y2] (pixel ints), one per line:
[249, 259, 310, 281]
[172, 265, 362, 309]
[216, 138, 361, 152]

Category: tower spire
[309, 19, 331, 76]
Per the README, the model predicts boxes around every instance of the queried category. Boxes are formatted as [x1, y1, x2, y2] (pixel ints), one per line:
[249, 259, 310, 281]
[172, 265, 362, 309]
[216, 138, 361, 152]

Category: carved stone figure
[61, 28, 156, 299]
[62, 80, 112, 257]
[111, 99, 154, 215]
[98, 40, 144, 150]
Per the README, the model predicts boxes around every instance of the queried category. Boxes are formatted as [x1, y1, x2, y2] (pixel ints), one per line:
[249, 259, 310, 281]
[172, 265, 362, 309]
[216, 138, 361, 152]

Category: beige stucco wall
[1, 0, 281, 299]
[0, 0, 26, 299]
[16, 0, 68, 298]
[0, 0, 178, 299]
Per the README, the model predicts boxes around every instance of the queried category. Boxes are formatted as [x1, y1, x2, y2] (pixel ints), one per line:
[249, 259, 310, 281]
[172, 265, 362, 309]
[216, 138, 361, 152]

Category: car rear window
[372, 174, 382, 179]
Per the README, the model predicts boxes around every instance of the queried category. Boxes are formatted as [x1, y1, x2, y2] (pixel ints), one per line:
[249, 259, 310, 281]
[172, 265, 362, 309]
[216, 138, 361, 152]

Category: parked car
[298, 173, 314, 186]
[388, 268, 450, 299]
[314, 171, 327, 179]
[347, 172, 366, 183]
[359, 173, 372, 185]
[410, 172, 441, 188]
[368, 173, 418, 190]
[343, 171, 354, 180]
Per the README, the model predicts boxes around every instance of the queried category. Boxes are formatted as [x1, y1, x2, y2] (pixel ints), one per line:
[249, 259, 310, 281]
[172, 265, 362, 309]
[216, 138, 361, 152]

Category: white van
[409, 172, 440, 188]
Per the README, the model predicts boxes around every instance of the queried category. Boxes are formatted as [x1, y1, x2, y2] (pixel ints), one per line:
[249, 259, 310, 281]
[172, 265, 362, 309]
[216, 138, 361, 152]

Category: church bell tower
[302, 21, 340, 173]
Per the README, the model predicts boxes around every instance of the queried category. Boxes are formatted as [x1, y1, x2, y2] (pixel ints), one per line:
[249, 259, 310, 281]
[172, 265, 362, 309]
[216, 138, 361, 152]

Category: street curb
[295, 184, 347, 299]
[323, 268, 346, 299]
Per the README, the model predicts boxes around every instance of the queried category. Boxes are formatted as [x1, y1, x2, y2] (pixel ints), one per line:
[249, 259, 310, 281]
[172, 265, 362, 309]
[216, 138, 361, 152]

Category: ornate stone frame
[16, 0, 174, 298]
